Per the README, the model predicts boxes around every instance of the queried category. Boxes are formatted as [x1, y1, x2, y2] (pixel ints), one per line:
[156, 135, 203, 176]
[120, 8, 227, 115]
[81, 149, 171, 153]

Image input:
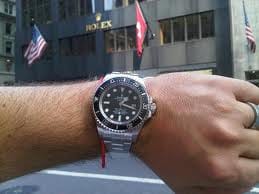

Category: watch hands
[121, 103, 137, 110]
[119, 97, 129, 106]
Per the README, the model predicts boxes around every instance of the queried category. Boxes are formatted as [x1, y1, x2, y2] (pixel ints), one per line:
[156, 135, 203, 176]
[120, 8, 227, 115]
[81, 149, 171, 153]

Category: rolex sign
[86, 13, 112, 32]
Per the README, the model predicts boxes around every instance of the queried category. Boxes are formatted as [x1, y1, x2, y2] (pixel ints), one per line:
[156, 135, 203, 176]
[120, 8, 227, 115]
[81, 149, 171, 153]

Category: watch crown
[147, 97, 156, 118]
[150, 102, 157, 115]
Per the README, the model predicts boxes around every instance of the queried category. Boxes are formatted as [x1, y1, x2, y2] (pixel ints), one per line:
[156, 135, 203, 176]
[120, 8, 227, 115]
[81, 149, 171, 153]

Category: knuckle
[213, 96, 233, 114]
[205, 157, 239, 185]
[211, 120, 241, 145]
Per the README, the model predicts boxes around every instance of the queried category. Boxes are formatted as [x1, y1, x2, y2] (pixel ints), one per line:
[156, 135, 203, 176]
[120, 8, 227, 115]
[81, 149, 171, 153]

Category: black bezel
[93, 77, 149, 132]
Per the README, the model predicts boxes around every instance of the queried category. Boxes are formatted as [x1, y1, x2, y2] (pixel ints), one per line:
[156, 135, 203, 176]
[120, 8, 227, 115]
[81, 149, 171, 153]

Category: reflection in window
[105, 30, 115, 53]
[127, 27, 136, 50]
[59, 0, 95, 20]
[201, 11, 214, 38]
[186, 14, 199, 40]
[59, 34, 96, 56]
[173, 17, 185, 42]
[22, 0, 51, 27]
[105, 26, 147, 53]
[104, 0, 146, 10]
[116, 29, 126, 52]
[160, 19, 171, 44]
[159, 11, 214, 45]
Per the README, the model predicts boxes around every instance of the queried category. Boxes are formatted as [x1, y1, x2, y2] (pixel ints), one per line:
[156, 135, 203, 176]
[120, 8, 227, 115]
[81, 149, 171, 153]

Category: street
[0, 154, 258, 194]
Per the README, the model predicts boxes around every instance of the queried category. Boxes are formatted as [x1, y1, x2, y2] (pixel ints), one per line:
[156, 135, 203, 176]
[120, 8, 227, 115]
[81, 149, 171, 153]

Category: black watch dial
[93, 76, 149, 132]
[100, 85, 141, 124]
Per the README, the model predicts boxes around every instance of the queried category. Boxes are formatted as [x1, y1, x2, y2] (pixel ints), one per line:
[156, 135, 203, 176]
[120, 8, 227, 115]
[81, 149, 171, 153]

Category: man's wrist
[131, 77, 158, 157]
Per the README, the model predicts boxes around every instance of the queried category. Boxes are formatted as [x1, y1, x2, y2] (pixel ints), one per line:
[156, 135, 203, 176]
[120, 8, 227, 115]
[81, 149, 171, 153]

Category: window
[186, 14, 199, 40]
[160, 19, 171, 44]
[116, 29, 126, 52]
[159, 11, 214, 45]
[4, 2, 13, 15]
[59, 0, 95, 20]
[59, 34, 96, 56]
[173, 17, 185, 42]
[105, 30, 115, 53]
[126, 27, 136, 50]
[104, 0, 146, 10]
[22, 0, 51, 27]
[5, 23, 12, 35]
[201, 11, 215, 38]
[105, 26, 147, 53]
[5, 41, 13, 55]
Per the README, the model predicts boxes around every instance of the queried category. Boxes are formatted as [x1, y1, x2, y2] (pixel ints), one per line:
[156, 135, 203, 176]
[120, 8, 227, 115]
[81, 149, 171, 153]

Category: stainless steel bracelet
[104, 139, 132, 152]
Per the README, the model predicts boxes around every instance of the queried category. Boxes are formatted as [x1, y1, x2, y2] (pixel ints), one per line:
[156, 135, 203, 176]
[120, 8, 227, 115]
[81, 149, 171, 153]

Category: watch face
[93, 77, 149, 132]
[100, 85, 141, 124]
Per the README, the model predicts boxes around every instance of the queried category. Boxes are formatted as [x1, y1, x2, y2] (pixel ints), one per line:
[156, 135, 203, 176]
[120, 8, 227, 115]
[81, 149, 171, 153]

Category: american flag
[243, 0, 256, 53]
[24, 24, 47, 65]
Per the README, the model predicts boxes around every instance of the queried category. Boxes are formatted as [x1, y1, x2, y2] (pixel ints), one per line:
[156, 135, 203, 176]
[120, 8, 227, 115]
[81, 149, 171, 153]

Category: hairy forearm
[0, 81, 100, 182]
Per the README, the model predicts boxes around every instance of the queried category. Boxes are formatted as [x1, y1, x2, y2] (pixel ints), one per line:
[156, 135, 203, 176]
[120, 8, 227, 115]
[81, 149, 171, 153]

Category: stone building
[0, 0, 15, 85]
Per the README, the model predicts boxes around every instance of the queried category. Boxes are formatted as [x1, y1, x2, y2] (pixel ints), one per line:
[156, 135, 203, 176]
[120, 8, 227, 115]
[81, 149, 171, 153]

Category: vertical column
[15, 0, 23, 82]
[94, 0, 111, 75]
[51, 0, 60, 80]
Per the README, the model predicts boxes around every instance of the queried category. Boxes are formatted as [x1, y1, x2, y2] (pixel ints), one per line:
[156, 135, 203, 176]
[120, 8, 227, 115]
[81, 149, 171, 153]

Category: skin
[0, 73, 259, 194]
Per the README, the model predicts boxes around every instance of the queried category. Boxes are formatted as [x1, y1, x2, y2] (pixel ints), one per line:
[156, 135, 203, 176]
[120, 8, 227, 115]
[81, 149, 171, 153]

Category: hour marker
[113, 89, 117, 92]
[121, 87, 125, 93]
[133, 96, 137, 100]
[107, 94, 111, 97]
[103, 101, 110, 105]
[126, 116, 130, 120]
[105, 108, 109, 113]
[110, 115, 114, 119]
[118, 115, 122, 122]
[132, 111, 136, 115]
[128, 90, 132, 94]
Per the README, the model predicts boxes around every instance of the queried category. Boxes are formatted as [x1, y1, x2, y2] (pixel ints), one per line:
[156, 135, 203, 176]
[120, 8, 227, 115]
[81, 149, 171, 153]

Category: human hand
[133, 73, 259, 194]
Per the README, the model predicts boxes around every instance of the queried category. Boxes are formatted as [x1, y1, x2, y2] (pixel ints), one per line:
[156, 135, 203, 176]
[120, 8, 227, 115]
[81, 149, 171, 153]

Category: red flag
[136, 0, 147, 57]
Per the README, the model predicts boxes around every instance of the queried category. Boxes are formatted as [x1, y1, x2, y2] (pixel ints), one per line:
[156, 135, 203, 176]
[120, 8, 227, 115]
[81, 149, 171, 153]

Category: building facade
[229, 0, 259, 84]
[15, 0, 233, 82]
[0, 0, 15, 85]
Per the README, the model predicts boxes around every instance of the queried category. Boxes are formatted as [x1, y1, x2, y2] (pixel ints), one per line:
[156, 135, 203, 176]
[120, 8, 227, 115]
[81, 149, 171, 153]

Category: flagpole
[136, 0, 155, 39]
[30, 17, 35, 27]
[242, 0, 254, 70]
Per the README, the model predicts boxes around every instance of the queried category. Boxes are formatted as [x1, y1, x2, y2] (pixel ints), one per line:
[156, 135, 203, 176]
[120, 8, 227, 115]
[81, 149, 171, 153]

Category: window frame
[4, 2, 13, 15]
[5, 23, 12, 35]
[104, 0, 146, 11]
[59, 33, 96, 56]
[105, 26, 148, 54]
[5, 41, 13, 55]
[159, 11, 215, 45]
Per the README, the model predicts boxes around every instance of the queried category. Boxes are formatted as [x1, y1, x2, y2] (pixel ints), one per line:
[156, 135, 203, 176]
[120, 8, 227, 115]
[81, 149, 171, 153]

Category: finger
[239, 129, 259, 159]
[236, 101, 255, 128]
[237, 158, 259, 187]
[226, 79, 259, 104]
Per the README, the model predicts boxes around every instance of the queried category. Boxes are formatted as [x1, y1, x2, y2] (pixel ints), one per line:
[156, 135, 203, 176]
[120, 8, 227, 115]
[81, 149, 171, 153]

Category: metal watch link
[93, 72, 156, 153]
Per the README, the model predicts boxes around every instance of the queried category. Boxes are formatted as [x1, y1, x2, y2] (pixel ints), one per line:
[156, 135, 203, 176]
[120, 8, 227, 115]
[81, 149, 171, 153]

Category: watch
[93, 72, 156, 153]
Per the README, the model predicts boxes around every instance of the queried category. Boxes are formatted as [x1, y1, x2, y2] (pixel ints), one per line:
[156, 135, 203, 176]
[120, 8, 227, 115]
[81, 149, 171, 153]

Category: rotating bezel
[93, 76, 149, 133]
